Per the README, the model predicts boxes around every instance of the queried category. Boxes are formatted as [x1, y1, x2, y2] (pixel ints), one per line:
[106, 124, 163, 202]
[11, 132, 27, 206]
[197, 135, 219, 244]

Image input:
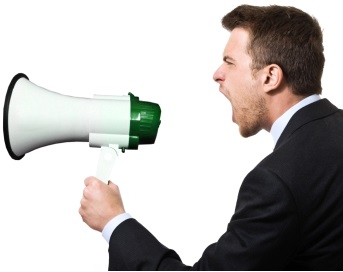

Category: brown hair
[222, 5, 325, 95]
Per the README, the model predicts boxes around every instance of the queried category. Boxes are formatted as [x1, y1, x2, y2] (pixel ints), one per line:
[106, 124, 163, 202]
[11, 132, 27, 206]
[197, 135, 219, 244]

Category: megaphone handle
[96, 145, 119, 183]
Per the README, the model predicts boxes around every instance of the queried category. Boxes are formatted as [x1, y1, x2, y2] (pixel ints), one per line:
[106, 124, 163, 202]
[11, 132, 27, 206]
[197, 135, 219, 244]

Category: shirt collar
[270, 94, 321, 146]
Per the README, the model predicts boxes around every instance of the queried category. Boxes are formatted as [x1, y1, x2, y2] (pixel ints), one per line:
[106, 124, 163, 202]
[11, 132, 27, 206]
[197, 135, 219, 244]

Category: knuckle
[93, 179, 101, 188]
[84, 176, 99, 186]
[83, 188, 89, 198]
[80, 198, 86, 207]
[79, 207, 85, 218]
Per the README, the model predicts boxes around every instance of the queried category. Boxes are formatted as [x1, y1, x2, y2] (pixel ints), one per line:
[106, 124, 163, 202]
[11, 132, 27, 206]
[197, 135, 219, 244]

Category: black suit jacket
[108, 99, 343, 270]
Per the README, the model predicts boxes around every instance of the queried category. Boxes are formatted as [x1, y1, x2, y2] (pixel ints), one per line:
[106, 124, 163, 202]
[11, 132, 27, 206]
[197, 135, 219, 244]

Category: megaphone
[3, 73, 161, 180]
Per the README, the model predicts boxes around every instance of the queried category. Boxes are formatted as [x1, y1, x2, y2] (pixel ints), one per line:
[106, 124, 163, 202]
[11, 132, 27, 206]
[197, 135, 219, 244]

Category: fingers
[82, 178, 120, 204]
[82, 177, 100, 201]
[79, 197, 89, 224]
[79, 177, 124, 232]
[84, 177, 119, 189]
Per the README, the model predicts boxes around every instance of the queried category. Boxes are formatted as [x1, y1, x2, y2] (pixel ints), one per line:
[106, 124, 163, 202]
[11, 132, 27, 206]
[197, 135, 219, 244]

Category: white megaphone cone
[3, 73, 161, 181]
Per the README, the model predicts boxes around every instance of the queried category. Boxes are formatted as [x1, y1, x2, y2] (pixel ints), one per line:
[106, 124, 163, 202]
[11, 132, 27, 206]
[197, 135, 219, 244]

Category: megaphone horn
[3, 73, 162, 161]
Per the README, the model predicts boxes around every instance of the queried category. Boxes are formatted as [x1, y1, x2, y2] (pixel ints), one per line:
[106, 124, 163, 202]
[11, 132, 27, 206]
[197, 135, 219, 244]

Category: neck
[265, 90, 305, 132]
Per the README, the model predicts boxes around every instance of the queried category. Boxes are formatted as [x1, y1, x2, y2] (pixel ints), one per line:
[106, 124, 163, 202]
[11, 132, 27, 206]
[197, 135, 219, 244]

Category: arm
[79, 177, 187, 270]
[80, 167, 300, 270]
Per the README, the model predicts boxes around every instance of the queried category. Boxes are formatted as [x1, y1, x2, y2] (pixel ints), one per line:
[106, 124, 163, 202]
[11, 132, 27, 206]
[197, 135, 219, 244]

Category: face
[213, 28, 268, 138]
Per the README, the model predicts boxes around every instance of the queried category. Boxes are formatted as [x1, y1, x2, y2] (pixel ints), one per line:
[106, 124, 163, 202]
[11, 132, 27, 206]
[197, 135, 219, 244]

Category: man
[79, 5, 343, 270]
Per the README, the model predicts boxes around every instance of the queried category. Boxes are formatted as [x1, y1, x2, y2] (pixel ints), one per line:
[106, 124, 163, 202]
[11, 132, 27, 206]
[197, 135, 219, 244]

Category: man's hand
[79, 176, 125, 232]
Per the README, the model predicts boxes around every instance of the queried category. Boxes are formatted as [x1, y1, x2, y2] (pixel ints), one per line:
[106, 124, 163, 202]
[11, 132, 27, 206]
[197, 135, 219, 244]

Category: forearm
[108, 218, 189, 271]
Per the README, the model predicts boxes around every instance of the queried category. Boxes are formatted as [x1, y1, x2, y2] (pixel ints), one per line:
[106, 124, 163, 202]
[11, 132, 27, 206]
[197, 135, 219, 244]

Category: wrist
[102, 213, 132, 243]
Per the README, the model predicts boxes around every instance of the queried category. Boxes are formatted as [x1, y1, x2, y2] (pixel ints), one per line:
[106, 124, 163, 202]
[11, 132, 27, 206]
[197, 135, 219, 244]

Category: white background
[0, 1, 342, 271]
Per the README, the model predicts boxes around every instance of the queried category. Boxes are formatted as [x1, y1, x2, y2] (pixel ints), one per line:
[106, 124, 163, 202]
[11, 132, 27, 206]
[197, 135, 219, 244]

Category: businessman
[79, 5, 343, 270]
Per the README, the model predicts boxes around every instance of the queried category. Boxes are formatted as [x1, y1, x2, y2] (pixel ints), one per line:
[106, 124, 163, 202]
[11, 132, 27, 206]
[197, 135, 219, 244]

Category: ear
[261, 64, 283, 94]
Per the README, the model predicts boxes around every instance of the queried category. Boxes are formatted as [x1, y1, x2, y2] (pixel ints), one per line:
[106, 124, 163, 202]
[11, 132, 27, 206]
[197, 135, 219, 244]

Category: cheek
[222, 71, 256, 106]
[227, 82, 246, 104]
[226, 74, 246, 96]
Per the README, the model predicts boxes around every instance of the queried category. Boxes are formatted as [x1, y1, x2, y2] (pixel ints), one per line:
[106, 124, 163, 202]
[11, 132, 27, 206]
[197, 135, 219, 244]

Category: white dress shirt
[102, 94, 322, 243]
[270, 94, 321, 145]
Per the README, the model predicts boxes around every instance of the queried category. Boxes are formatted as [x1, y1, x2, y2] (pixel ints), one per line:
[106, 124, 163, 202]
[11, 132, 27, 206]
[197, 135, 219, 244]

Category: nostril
[213, 68, 225, 83]
[213, 73, 221, 83]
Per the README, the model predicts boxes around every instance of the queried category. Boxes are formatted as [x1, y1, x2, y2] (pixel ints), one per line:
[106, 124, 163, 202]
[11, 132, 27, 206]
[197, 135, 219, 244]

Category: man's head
[213, 5, 324, 137]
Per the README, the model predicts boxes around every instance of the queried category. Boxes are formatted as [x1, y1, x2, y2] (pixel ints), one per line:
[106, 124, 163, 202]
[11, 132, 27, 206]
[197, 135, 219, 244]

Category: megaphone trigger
[96, 145, 119, 183]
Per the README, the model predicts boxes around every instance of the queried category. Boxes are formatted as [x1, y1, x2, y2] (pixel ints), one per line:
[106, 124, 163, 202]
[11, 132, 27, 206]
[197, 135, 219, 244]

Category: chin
[238, 125, 261, 138]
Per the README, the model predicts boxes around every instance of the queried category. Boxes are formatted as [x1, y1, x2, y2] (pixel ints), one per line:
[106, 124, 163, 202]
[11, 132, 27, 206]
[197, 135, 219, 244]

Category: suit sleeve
[108, 166, 300, 270]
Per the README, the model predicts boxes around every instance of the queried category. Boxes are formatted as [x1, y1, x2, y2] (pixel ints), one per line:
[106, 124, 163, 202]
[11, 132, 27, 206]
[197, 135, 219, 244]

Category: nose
[213, 65, 225, 83]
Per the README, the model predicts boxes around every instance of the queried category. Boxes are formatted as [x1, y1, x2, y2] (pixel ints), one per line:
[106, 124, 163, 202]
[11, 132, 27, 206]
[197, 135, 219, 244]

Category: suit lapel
[274, 99, 339, 150]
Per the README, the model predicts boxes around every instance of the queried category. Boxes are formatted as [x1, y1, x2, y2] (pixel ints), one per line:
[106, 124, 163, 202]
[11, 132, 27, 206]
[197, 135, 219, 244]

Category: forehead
[223, 28, 250, 58]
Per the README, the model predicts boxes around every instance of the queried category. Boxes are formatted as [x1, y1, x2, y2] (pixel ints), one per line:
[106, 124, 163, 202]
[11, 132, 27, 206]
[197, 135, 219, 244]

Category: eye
[223, 56, 234, 66]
